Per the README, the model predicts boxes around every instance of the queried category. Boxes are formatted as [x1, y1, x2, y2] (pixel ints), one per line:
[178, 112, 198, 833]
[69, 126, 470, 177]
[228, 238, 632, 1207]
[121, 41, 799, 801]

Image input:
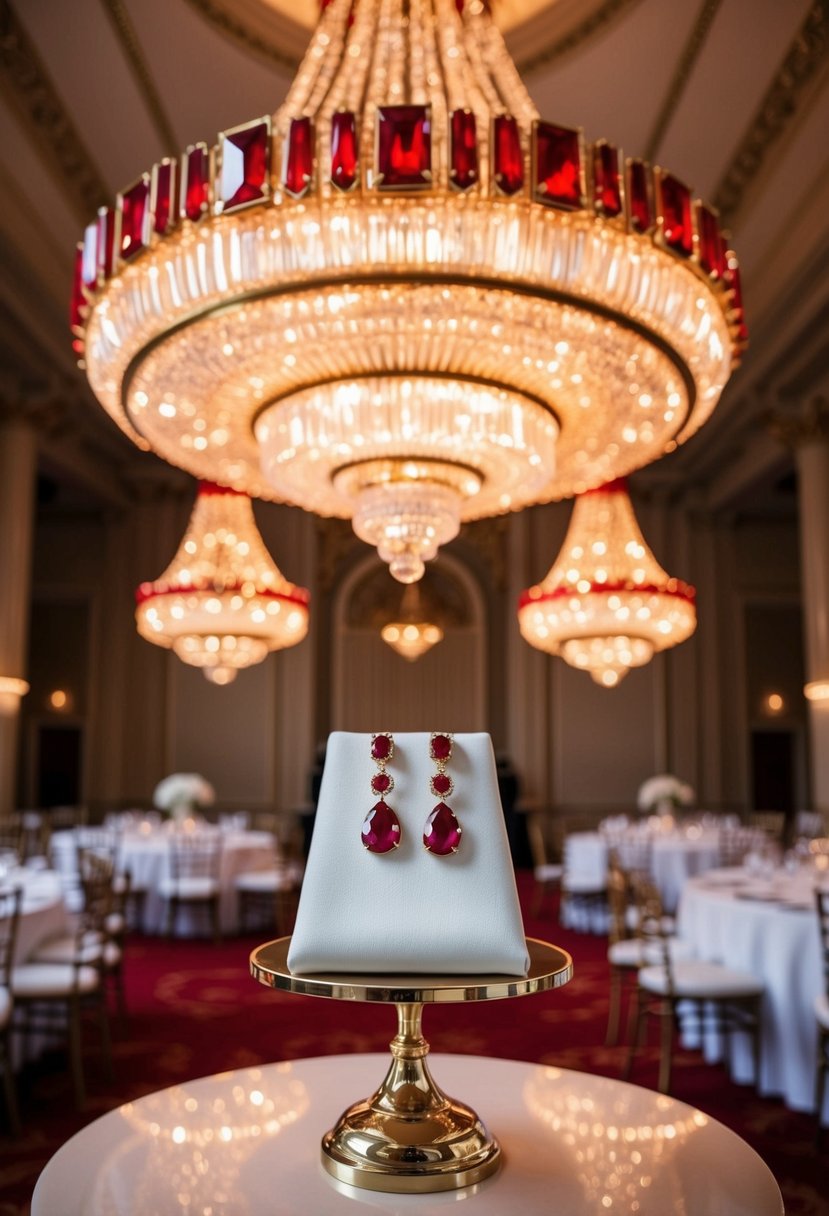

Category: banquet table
[677, 867, 826, 1121]
[51, 826, 275, 935]
[31, 1054, 782, 1215]
[1, 867, 68, 965]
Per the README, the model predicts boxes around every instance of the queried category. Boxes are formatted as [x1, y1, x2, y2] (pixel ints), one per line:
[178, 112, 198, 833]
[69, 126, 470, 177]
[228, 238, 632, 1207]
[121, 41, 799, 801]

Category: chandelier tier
[135, 482, 309, 684]
[517, 479, 696, 687]
[72, 0, 744, 582]
[381, 585, 444, 661]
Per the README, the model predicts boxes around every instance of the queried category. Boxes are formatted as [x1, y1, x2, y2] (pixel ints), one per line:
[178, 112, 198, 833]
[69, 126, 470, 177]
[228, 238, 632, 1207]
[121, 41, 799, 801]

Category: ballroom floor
[4, 872, 826, 1215]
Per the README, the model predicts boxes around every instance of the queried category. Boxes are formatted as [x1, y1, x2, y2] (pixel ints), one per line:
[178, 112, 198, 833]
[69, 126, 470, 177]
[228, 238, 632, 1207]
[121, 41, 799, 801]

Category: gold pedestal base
[321, 1002, 501, 1194]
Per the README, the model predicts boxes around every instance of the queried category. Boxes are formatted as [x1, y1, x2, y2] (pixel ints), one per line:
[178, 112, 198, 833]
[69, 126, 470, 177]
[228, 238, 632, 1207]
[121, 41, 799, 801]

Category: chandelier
[71, 0, 744, 584]
[517, 480, 696, 687]
[136, 482, 309, 684]
[381, 585, 444, 661]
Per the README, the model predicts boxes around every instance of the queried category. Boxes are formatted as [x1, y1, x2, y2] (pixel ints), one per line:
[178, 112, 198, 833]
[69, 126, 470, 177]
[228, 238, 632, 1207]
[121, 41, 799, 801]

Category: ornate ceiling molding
[182, 0, 306, 73]
[644, 0, 723, 163]
[101, 0, 179, 154]
[714, 0, 829, 228]
[0, 0, 108, 223]
[512, 0, 640, 77]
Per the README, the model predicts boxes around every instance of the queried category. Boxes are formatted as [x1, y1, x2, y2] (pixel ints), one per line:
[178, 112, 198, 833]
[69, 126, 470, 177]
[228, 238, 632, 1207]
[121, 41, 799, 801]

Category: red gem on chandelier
[70, 246, 85, 349]
[658, 172, 692, 257]
[376, 106, 432, 189]
[626, 159, 653, 233]
[697, 202, 724, 277]
[430, 733, 453, 761]
[183, 145, 209, 221]
[331, 111, 358, 191]
[119, 176, 150, 260]
[493, 115, 523, 195]
[362, 800, 401, 853]
[152, 160, 177, 235]
[534, 121, 582, 209]
[97, 207, 115, 279]
[371, 733, 393, 762]
[283, 117, 314, 198]
[371, 771, 393, 795]
[431, 771, 453, 797]
[220, 120, 270, 211]
[593, 141, 622, 217]
[423, 803, 462, 855]
[450, 109, 478, 190]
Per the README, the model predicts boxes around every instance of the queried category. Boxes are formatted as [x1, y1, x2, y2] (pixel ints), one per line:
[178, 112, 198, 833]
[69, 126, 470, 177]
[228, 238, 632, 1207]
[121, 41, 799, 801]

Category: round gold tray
[250, 937, 572, 1194]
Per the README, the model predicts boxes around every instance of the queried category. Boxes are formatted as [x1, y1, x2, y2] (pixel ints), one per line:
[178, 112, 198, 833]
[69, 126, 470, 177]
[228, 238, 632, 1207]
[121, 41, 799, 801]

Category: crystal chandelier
[71, 0, 744, 583]
[381, 585, 444, 661]
[136, 482, 309, 684]
[517, 480, 696, 687]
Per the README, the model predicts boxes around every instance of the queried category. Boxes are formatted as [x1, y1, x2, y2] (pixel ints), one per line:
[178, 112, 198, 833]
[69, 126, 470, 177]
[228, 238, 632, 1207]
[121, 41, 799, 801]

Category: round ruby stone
[371, 771, 393, 794]
[423, 802, 462, 855]
[371, 734, 392, 761]
[431, 772, 452, 796]
[430, 733, 452, 761]
[361, 800, 401, 853]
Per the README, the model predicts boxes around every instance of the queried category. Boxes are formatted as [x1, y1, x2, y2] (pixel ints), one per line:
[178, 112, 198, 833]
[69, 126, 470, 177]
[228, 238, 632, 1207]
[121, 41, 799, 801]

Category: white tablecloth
[51, 828, 275, 935]
[677, 868, 825, 1120]
[2, 867, 69, 964]
[565, 828, 723, 914]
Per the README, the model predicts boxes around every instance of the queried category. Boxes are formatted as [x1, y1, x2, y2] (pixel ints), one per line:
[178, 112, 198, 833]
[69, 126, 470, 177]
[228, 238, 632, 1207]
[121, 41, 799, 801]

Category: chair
[717, 823, 763, 867]
[747, 810, 785, 844]
[236, 814, 304, 935]
[0, 887, 22, 1134]
[12, 853, 113, 1108]
[526, 812, 563, 916]
[560, 829, 607, 932]
[0, 819, 25, 867]
[815, 888, 829, 1147]
[795, 810, 825, 839]
[159, 832, 223, 942]
[624, 875, 764, 1094]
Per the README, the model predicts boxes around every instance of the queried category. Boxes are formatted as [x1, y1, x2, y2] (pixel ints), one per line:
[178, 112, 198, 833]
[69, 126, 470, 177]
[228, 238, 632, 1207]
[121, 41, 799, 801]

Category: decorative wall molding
[714, 0, 829, 227]
[0, 0, 108, 222]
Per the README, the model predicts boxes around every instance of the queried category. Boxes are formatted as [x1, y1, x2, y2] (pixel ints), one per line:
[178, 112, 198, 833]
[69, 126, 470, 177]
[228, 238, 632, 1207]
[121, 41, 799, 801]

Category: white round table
[31, 1054, 783, 1215]
[678, 867, 825, 1119]
[3, 867, 68, 964]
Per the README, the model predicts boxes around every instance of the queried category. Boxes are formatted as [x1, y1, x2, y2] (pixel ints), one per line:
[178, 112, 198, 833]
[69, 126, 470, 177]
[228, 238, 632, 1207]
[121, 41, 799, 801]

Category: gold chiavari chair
[159, 832, 223, 943]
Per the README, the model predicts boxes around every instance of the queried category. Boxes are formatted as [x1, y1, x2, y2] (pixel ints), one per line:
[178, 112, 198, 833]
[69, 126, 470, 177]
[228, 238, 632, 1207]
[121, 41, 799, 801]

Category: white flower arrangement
[153, 772, 216, 813]
[637, 773, 695, 814]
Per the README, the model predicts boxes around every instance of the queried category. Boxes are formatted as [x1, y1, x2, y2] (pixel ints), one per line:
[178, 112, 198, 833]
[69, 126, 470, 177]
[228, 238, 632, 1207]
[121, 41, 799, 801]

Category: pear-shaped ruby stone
[423, 802, 462, 855]
[361, 800, 401, 853]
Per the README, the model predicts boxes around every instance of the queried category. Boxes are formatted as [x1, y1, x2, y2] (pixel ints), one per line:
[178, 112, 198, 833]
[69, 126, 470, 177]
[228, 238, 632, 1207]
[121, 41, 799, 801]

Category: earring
[423, 732, 462, 855]
[361, 733, 401, 853]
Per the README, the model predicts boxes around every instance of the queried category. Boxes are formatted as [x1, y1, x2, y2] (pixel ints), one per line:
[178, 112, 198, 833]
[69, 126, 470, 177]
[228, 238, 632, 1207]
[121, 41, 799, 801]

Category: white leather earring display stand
[288, 732, 529, 976]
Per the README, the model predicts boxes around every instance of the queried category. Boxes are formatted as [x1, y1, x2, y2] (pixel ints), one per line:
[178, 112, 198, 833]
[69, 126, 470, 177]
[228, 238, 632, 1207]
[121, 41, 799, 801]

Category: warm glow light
[0, 676, 29, 698]
[518, 480, 696, 686]
[766, 692, 784, 713]
[73, 0, 743, 583]
[49, 689, 70, 711]
[805, 680, 829, 703]
[136, 483, 309, 682]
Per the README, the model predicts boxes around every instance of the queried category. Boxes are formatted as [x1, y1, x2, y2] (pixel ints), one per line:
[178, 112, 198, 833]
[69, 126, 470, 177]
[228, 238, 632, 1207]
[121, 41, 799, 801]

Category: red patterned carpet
[2, 873, 826, 1214]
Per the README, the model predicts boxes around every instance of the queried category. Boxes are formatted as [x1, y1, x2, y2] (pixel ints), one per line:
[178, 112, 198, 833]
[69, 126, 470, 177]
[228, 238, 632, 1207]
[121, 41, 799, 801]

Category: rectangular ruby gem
[450, 109, 478, 190]
[97, 207, 115, 280]
[220, 119, 269, 211]
[626, 159, 652, 233]
[330, 111, 358, 191]
[70, 244, 85, 335]
[120, 176, 150, 260]
[82, 221, 98, 289]
[152, 159, 177, 235]
[182, 144, 209, 221]
[696, 202, 724, 277]
[593, 141, 622, 217]
[534, 121, 582, 209]
[658, 172, 692, 256]
[376, 106, 431, 189]
[493, 115, 523, 196]
[283, 116, 314, 198]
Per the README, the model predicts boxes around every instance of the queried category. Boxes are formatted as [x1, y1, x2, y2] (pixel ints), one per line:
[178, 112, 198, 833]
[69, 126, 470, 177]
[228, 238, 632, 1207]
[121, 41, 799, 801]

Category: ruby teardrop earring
[423, 732, 462, 855]
[361, 732, 401, 854]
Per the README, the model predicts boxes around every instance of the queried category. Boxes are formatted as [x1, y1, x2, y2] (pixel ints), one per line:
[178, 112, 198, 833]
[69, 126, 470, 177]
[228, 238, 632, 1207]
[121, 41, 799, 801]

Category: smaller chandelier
[136, 482, 309, 684]
[381, 586, 444, 661]
[518, 480, 696, 687]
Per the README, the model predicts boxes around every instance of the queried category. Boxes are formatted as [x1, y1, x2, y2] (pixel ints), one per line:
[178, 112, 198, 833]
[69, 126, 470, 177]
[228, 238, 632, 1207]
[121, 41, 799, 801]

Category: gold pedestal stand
[250, 937, 572, 1194]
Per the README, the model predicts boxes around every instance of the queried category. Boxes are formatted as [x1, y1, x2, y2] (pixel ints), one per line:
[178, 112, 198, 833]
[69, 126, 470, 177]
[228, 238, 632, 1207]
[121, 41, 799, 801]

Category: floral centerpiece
[637, 773, 695, 817]
[154, 772, 215, 825]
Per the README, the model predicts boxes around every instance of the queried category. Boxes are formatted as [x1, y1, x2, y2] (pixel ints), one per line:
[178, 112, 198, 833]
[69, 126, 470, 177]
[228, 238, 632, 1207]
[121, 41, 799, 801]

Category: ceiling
[2, 0, 828, 517]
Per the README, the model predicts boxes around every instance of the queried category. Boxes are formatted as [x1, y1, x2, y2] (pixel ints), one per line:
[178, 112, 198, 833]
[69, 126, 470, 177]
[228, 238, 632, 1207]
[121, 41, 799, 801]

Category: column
[0, 415, 37, 817]
[775, 401, 829, 814]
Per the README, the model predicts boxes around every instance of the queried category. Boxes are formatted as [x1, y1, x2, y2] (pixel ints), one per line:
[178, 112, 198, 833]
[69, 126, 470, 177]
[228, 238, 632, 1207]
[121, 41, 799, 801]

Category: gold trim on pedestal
[250, 936, 573, 1194]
